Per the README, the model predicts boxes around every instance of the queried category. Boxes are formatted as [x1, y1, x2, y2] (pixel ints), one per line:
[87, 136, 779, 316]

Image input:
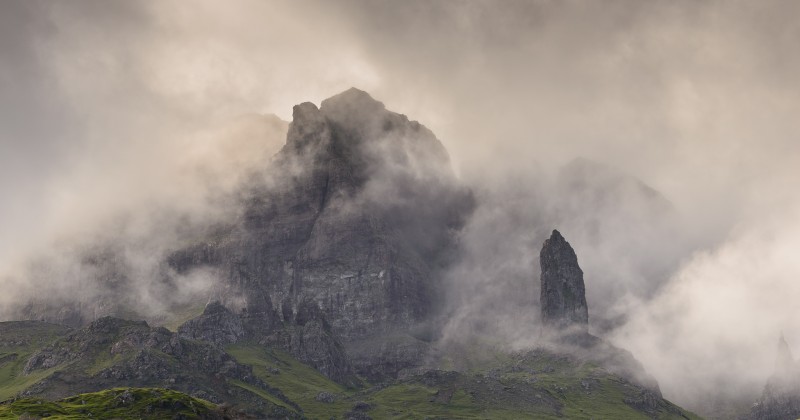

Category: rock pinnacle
[540, 229, 589, 330]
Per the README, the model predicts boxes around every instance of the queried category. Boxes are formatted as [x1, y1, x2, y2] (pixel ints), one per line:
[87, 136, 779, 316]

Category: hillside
[0, 388, 227, 419]
[0, 321, 698, 419]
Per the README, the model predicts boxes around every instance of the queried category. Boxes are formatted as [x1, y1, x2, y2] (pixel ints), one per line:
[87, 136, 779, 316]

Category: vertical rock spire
[539, 229, 589, 330]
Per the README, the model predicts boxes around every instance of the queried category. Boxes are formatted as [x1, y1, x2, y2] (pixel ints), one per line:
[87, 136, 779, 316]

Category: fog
[2, 0, 799, 413]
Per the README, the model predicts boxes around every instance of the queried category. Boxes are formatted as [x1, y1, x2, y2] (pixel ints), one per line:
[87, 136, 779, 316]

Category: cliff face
[539, 229, 589, 330]
[170, 88, 474, 380]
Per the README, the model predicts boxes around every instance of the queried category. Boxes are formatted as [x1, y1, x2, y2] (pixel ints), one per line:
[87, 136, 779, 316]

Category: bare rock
[177, 301, 244, 347]
[315, 391, 336, 403]
[170, 88, 474, 381]
[539, 229, 589, 330]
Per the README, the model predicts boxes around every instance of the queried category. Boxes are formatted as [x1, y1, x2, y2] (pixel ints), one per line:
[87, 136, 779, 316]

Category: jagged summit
[540, 229, 589, 330]
[320, 87, 386, 115]
[285, 87, 450, 172]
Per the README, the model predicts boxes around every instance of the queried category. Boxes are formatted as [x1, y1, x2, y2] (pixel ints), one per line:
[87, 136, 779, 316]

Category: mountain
[167, 87, 474, 382]
[0, 89, 702, 419]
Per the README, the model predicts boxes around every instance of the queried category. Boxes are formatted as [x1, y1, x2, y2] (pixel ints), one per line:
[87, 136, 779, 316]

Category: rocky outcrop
[20, 316, 298, 417]
[346, 333, 432, 382]
[230, 88, 471, 341]
[535, 230, 664, 399]
[177, 301, 244, 347]
[749, 335, 800, 420]
[170, 88, 473, 380]
[286, 300, 357, 385]
[177, 298, 358, 385]
[539, 229, 589, 330]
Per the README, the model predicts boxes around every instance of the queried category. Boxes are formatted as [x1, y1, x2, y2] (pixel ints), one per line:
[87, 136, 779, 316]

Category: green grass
[85, 350, 128, 376]
[0, 321, 72, 401]
[223, 342, 704, 420]
[0, 321, 702, 420]
[157, 302, 207, 332]
[367, 383, 487, 419]
[490, 352, 701, 420]
[229, 379, 294, 409]
[226, 343, 352, 419]
[0, 387, 218, 419]
[0, 361, 62, 402]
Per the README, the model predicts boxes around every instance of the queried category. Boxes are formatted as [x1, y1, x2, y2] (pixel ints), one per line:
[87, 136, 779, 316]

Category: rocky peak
[539, 229, 589, 330]
[320, 87, 386, 117]
[171, 88, 473, 381]
[286, 102, 329, 153]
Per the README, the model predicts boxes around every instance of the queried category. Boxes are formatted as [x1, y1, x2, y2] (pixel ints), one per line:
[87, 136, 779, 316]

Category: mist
[2, 0, 799, 412]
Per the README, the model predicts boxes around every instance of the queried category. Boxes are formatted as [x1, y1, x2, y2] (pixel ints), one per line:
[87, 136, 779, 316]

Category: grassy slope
[0, 387, 218, 419]
[156, 302, 207, 332]
[0, 322, 71, 401]
[227, 343, 703, 420]
[0, 324, 702, 419]
[226, 344, 352, 418]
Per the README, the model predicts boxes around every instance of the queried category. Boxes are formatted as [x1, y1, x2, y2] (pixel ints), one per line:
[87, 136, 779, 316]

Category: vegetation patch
[0, 387, 218, 419]
[226, 343, 352, 418]
[0, 322, 72, 401]
[226, 342, 700, 419]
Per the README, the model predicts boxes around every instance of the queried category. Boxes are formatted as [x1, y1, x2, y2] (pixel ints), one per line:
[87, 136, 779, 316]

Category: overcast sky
[2, 0, 799, 409]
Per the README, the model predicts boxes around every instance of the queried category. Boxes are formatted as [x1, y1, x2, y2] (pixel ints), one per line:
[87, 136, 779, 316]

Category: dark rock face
[346, 333, 431, 383]
[539, 230, 589, 330]
[177, 301, 244, 347]
[171, 88, 473, 380]
[749, 335, 800, 420]
[282, 299, 357, 385]
[178, 299, 358, 385]
[230, 88, 471, 340]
